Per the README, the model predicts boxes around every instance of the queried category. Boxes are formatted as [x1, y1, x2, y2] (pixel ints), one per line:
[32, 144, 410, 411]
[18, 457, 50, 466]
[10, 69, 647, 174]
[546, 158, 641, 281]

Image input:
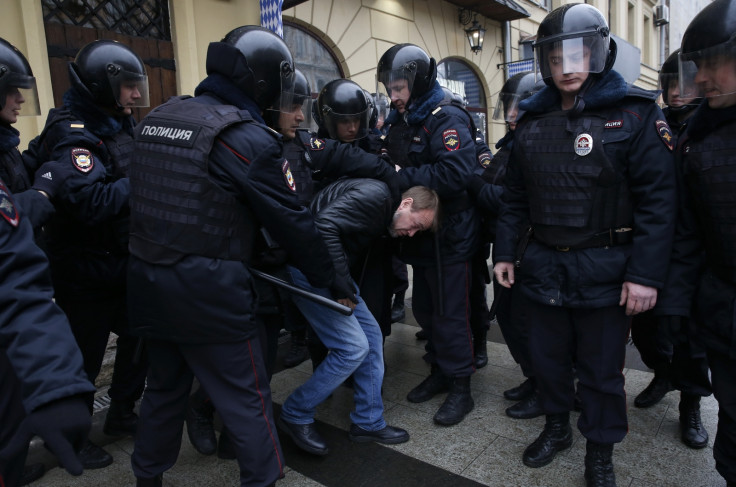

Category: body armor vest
[383, 118, 415, 168]
[682, 119, 736, 283]
[285, 131, 315, 206]
[129, 96, 257, 264]
[515, 110, 633, 247]
[482, 145, 510, 186]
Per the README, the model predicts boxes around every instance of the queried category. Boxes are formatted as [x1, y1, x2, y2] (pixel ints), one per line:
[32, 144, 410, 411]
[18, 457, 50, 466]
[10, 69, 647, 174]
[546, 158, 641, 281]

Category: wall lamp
[458, 8, 486, 54]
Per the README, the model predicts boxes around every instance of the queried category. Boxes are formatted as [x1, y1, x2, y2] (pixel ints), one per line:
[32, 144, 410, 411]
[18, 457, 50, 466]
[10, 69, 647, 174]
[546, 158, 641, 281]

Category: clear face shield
[377, 67, 417, 108]
[492, 93, 523, 122]
[660, 71, 697, 108]
[108, 67, 150, 108]
[323, 106, 371, 142]
[3, 73, 40, 116]
[679, 43, 736, 100]
[373, 92, 390, 128]
[536, 35, 608, 82]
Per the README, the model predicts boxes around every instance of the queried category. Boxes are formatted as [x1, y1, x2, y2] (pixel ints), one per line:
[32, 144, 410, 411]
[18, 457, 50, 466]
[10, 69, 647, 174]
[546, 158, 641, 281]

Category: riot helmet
[377, 44, 437, 105]
[492, 71, 544, 122]
[69, 39, 149, 110]
[264, 68, 312, 136]
[0, 37, 39, 116]
[659, 49, 700, 113]
[313, 79, 372, 142]
[533, 4, 615, 86]
[363, 89, 378, 129]
[679, 0, 736, 104]
[206, 25, 295, 111]
[372, 92, 390, 129]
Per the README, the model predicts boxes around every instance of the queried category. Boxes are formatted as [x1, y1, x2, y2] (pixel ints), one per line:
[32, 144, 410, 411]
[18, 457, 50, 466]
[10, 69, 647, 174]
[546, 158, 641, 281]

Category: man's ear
[400, 197, 413, 210]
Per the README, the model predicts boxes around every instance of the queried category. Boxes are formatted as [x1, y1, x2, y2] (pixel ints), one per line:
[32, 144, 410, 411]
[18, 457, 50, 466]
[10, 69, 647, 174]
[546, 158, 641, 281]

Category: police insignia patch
[282, 160, 296, 192]
[574, 133, 593, 156]
[71, 148, 94, 173]
[655, 120, 674, 151]
[443, 129, 460, 151]
[478, 152, 492, 169]
[309, 138, 325, 151]
[0, 181, 19, 227]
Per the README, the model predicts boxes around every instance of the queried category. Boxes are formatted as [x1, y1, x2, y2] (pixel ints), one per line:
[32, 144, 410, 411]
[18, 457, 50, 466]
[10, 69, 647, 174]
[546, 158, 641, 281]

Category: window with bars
[42, 0, 171, 40]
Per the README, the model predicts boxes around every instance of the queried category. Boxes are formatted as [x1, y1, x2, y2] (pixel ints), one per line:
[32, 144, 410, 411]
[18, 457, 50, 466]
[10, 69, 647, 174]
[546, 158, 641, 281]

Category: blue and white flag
[507, 59, 535, 78]
[260, 0, 284, 38]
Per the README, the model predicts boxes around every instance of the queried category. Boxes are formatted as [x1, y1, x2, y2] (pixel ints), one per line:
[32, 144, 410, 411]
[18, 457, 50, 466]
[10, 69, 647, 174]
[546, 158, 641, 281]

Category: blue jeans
[280, 266, 386, 431]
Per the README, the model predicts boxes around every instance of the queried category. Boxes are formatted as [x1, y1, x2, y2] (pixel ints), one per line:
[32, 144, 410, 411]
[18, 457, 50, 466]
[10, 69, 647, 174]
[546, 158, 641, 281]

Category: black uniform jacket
[495, 70, 677, 308]
[0, 182, 94, 413]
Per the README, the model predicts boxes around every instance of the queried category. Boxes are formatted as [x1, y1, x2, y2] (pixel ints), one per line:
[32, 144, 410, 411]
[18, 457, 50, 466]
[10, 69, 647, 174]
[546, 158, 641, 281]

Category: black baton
[249, 267, 353, 316]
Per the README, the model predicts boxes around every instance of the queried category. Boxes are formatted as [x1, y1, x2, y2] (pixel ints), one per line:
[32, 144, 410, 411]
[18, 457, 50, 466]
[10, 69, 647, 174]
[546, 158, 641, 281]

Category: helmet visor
[378, 67, 417, 101]
[3, 73, 40, 116]
[108, 69, 150, 108]
[679, 43, 736, 99]
[492, 93, 524, 122]
[323, 106, 371, 142]
[536, 36, 608, 81]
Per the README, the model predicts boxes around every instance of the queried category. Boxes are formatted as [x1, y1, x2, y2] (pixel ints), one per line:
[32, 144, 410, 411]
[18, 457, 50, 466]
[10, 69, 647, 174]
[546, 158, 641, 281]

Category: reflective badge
[604, 120, 623, 129]
[443, 129, 460, 151]
[71, 148, 94, 173]
[478, 151, 492, 169]
[309, 137, 325, 151]
[656, 120, 674, 152]
[574, 133, 593, 156]
[0, 181, 19, 227]
[412, 136, 422, 143]
[282, 160, 296, 192]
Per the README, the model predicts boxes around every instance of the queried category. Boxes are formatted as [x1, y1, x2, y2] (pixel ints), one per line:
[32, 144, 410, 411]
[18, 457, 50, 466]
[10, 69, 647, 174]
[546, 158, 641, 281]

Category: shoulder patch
[309, 137, 326, 151]
[442, 129, 461, 151]
[655, 120, 674, 152]
[478, 151, 492, 169]
[282, 160, 296, 192]
[0, 181, 19, 227]
[70, 148, 94, 173]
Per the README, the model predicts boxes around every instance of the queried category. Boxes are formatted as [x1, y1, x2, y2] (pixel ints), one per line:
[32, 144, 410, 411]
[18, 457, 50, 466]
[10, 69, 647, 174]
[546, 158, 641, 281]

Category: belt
[538, 227, 633, 252]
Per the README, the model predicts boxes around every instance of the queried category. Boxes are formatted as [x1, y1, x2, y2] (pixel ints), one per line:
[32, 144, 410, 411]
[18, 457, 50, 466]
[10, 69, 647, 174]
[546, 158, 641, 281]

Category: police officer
[658, 1, 736, 485]
[469, 71, 544, 418]
[493, 5, 676, 486]
[26, 39, 150, 468]
[126, 26, 351, 486]
[377, 43, 480, 426]
[631, 50, 711, 451]
[0, 180, 94, 487]
[0, 37, 53, 230]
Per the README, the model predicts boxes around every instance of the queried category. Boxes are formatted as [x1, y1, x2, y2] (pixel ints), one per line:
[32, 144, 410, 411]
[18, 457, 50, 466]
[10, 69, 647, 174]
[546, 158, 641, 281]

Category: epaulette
[625, 85, 659, 102]
[68, 120, 86, 134]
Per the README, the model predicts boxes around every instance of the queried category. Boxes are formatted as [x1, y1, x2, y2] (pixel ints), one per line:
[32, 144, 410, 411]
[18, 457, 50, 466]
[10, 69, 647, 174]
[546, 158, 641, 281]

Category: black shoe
[78, 439, 113, 469]
[679, 394, 709, 449]
[136, 474, 163, 487]
[407, 366, 450, 403]
[20, 463, 46, 486]
[634, 367, 673, 408]
[506, 392, 543, 420]
[504, 378, 536, 401]
[391, 303, 406, 323]
[103, 399, 138, 437]
[217, 428, 236, 460]
[473, 331, 488, 369]
[522, 413, 573, 468]
[283, 332, 309, 368]
[584, 441, 616, 487]
[277, 417, 329, 455]
[348, 424, 410, 444]
[433, 376, 474, 426]
[415, 328, 428, 340]
[186, 400, 216, 455]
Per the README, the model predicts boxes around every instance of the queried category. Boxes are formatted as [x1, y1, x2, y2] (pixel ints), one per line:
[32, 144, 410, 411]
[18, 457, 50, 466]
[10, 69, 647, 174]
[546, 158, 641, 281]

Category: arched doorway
[437, 58, 488, 142]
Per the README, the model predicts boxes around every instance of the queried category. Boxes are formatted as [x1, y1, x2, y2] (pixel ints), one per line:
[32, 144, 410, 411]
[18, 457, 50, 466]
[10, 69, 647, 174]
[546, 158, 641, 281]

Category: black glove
[32, 162, 68, 200]
[0, 396, 91, 476]
[329, 274, 357, 305]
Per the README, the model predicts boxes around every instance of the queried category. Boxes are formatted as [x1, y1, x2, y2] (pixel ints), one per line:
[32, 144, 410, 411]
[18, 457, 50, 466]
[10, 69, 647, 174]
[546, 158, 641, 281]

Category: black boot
[506, 391, 543, 419]
[679, 393, 709, 449]
[78, 438, 113, 469]
[415, 328, 428, 340]
[584, 441, 616, 487]
[217, 427, 236, 460]
[433, 376, 474, 426]
[19, 463, 46, 486]
[634, 363, 673, 408]
[136, 474, 163, 487]
[391, 292, 406, 323]
[473, 330, 488, 369]
[283, 329, 309, 368]
[407, 365, 450, 403]
[504, 377, 536, 401]
[522, 413, 573, 468]
[186, 398, 216, 455]
[103, 399, 138, 437]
